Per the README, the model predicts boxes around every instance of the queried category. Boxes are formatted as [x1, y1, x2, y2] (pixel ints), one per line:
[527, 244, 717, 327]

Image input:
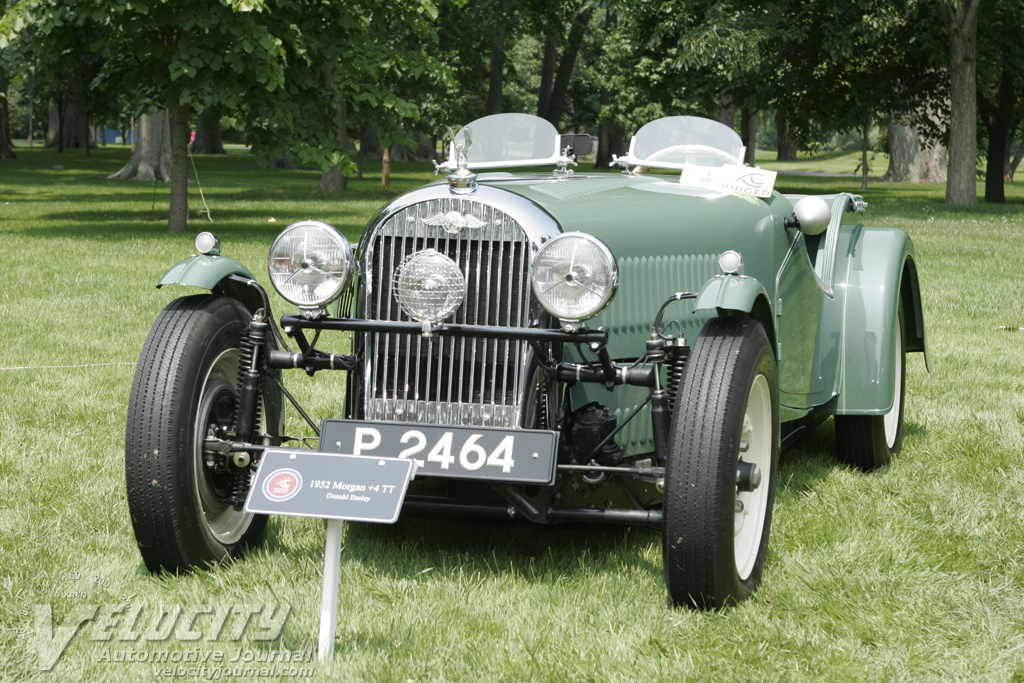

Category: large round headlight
[393, 249, 466, 324]
[267, 221, 353, 309]
[531, 233, 617, 328]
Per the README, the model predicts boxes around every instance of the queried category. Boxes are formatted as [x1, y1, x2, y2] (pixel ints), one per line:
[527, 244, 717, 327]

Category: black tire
[834, 303, 906, 471]
[663, 317, 779, 609]
[125, 295, 282, 573]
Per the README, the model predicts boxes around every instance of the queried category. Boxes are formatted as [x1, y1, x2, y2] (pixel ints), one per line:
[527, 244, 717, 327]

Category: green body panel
[159, 254, 257, 291]
[487, 174, 792, 357]
[776, 229, 833, 408]
[490, 174, 796, 454]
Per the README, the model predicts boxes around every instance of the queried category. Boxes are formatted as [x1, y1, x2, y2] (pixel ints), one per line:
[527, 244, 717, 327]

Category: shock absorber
[647, 335, 671, 464]
[234, 309, 268, 443]
[664, 339, 689, 413]
[230, 310, 268, 510]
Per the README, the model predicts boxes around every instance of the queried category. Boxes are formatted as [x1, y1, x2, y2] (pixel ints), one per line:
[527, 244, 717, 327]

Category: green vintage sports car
[125, 113, 929, 609]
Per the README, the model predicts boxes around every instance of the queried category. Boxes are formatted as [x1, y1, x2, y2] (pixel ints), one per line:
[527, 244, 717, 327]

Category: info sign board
[244, 448, 417, 661]
[244, 449, 414, 523]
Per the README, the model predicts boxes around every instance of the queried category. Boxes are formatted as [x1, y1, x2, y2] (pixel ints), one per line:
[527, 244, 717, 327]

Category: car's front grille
[363, 198, 531, 428]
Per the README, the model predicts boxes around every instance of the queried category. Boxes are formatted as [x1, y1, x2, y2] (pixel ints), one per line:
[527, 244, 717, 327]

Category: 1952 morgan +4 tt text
[125, 113, 929, 609]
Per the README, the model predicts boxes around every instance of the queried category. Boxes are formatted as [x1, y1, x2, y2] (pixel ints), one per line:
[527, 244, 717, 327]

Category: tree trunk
[190, 109, 225, 154]
[27, 82, 34, 148]
[413, 131, 437, 162]
[981, 58, 1013, 204]
[1006, 138, 1023, 183]
[860, 119, 869, 191]
[167, 104, 190, 234]
[318, 100, 353, 191]
[0, 61, 15, 160]
[537, 36, 557, 120]
[595, 9, 620, 170]
[487, 0, 506, 116]
[55, 98, 65, 153]
[360, 121, 381, 160]
[267, 155, 296, 169]
[740, 107, 756, 165]
[541, 8, 593, 128]
[108, 109, 172, 181]
[596, 87, 614, 169]
[381, 144, 391, 191]
[775, 110, 797, 161]
[318, 167, 348, 191]
[718, 100, 735, 130]
[47, 99, 91, 149]
[883, 118, 922, 182]
[940, 0, 980, 205]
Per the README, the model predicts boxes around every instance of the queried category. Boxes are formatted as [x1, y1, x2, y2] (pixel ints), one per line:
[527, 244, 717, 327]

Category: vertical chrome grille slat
[364, 198, 531, 429]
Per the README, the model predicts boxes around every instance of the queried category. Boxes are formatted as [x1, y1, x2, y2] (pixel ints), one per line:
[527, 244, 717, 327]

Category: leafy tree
[2, 0, 442, 232]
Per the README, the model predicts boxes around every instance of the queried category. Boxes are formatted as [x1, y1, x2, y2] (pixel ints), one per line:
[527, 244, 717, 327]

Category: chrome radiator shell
[357, 185, 560, 429]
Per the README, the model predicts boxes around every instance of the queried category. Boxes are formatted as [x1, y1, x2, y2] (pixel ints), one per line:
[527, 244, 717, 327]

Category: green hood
[483, 173, 792, 358]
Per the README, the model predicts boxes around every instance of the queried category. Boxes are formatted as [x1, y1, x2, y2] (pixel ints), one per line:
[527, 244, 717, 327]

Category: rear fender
[158, 255, 264, 315]
[823, 226, 929, 415]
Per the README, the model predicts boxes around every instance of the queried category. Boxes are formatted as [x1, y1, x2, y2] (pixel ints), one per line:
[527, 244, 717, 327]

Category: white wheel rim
[735, 373, 771, 581]
[193, 348, 257, 545]
[883, 323, 902, 448]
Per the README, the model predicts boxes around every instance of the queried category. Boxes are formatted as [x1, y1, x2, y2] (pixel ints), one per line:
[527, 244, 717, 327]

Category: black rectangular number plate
[320, 420, 558, 485]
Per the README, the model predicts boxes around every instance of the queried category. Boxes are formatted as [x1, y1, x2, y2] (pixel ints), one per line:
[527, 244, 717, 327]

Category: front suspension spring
[231, 467, 253, 511]
[665, 344, 689, 413]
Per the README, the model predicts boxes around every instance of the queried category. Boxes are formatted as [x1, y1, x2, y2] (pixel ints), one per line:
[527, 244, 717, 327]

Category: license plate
[319, 420, 558, 485]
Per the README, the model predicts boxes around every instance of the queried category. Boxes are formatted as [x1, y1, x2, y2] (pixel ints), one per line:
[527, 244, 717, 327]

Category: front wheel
[662, 317, 779, 609]
[125, 295, 282, 573]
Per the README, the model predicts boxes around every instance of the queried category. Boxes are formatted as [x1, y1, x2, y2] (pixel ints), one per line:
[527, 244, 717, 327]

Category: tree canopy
[2, 0, 1023, 207]
[1, 0, 445, 231]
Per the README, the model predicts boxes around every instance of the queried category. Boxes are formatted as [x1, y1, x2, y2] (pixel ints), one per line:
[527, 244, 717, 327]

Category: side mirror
[789, 196, 831, 235]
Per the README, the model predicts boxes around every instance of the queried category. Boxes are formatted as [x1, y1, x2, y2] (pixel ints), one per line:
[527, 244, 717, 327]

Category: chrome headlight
[267, 221, 353, 310]
[393, 249, 466, 324]
[531, 232, 617, 329]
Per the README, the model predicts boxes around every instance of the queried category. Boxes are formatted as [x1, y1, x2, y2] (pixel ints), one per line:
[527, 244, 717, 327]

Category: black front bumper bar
[278, 314, 609, 344]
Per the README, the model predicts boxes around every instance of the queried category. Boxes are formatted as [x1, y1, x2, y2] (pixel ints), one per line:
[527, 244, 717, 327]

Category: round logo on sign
[263, 468, 302, 502]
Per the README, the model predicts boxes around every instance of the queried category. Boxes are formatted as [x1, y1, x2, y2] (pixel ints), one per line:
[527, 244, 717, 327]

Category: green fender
[158, 255, 264, 314]
[695, 274, 770, 314]
[823, 225, 930, 416]
[694, 275, 775, 348]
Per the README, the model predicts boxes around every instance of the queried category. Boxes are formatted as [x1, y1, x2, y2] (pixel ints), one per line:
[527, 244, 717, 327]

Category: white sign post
[244, 449, 417, 661]
[318, 519, 344, 660]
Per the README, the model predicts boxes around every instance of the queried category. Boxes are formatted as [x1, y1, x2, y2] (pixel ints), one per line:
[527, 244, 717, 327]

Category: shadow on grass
[264, 505, 662, 590]
[258, 425, 854, 595]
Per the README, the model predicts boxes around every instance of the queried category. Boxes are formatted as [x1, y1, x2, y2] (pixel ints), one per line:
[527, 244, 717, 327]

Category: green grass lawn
[1, 144, 1023, 682]
[756, 148, 886, 176]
